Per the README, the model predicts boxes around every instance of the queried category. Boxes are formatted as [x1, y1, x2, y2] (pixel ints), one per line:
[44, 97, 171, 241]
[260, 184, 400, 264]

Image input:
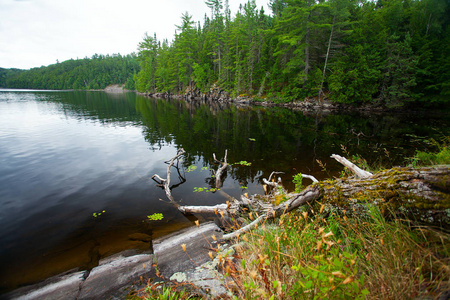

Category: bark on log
[320, 165, 450, 227]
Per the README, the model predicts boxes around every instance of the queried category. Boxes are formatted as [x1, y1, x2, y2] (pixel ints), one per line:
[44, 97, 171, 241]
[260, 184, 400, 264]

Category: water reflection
[0, 90, 448, 293]
[136, 96, 449, 190]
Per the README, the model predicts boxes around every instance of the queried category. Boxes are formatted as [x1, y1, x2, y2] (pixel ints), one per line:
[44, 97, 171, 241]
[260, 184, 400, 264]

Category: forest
[2, 0, 449, 107]
[133, 0, 449, 107]
[1, 54, 139, 90]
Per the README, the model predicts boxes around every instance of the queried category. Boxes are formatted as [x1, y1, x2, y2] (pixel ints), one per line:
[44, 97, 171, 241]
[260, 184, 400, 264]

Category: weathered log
[320, 165, 450, 227]
[153, 150, 450, 238]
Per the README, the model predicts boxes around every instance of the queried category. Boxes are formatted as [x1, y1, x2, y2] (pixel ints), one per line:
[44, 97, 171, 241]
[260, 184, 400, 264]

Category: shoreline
[2, 87, 449, 114]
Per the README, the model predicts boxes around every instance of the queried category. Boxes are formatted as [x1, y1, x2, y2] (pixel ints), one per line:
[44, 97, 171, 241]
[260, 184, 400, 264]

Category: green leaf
[147, 213, 164, 221]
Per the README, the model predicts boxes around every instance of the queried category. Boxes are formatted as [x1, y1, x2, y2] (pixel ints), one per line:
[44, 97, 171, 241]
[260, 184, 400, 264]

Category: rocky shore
[2, 222, 228, 300]
[138, 84, 395, 113]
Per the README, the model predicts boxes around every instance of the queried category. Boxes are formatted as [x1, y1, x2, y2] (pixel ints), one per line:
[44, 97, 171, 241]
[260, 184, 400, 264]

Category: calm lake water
[0, 90, 449, 292]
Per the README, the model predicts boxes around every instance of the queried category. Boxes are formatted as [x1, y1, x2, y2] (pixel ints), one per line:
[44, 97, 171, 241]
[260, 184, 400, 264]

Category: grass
[410, 137, 450, 166]
[132, 206, 449, 299]
[231, 206, 449, 299]
[133, 144, 449, 299]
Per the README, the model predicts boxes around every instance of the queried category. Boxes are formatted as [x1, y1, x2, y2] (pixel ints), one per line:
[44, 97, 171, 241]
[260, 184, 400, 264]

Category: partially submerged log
[152, 150, 450, 239]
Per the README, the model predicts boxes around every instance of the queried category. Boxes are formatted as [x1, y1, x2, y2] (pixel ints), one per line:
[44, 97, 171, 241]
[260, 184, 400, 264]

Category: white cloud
[0, 0, 270, 69]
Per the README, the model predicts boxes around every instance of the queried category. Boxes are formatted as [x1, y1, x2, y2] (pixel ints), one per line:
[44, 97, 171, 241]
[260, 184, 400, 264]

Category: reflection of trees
[135, 96, 449, 186]
[38, 91, 449, 186]
[40, 91, 141, 124]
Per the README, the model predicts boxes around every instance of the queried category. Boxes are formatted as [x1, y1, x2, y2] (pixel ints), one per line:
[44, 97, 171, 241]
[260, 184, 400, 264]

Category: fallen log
[152, 150, 450, 239]
[320, 165, 450, 227]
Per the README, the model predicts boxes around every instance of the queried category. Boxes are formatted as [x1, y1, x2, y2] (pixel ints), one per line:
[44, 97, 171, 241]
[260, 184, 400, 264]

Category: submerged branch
[213, 150, 228, 188]
[152, 148, 186, 203]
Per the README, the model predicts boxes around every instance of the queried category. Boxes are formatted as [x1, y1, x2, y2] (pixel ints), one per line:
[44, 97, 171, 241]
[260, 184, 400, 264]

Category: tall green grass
[411, 137, 450, 166]
[233, 207, 449, 299]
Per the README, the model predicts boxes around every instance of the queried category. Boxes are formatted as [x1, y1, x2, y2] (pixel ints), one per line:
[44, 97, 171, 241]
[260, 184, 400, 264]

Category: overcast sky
[0, 0, 270, 70]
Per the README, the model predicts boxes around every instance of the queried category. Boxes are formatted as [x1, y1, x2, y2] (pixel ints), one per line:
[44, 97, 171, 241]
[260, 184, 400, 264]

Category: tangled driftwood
[152, 150, 450, 239]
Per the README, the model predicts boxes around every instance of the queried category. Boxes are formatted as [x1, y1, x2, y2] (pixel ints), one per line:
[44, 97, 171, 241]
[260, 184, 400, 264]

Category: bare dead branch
[222, 214, 267, 240]
[179, 204, 229, 214]
[213, 150, 228, 188]
[152, 148, 186, 203]
[331, 154, 373, 179]
[151, 150, 449, 240]
[302, 174, 319, 183]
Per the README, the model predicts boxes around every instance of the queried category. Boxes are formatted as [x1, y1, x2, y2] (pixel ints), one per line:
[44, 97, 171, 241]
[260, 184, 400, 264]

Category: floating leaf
[234, 161, 252, 166]
[187, 165, 197, 172]
[147, 213, 164, 221]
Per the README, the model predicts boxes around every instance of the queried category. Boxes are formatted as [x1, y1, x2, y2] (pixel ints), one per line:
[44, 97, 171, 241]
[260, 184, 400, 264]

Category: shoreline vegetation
[130, 142, 450, 300]
[1, 0, 449, 109]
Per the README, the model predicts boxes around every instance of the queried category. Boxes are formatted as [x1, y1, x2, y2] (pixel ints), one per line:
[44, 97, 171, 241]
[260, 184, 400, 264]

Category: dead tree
[213, 150, 228, 189]
[152, 148, 186, 203]
[152, 150, 450, 239]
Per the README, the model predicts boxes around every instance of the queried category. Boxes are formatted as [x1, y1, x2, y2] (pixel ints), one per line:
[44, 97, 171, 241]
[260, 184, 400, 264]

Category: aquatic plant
[92, 210, 106, 218]
[186, 165, 197, 172]
[234, 161, 252, 167]
[147, 213, 164, 221]
[193, 187, 218, 193]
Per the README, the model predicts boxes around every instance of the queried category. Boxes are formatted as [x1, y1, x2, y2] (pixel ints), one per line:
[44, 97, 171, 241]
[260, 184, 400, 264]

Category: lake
[0, 90, 448, 293]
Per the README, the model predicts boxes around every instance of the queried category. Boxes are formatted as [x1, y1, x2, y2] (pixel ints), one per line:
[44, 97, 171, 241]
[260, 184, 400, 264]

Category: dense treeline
[3, 54, 139, 90]
[0, 68, 24, 88]
[135, 0, 449, 107]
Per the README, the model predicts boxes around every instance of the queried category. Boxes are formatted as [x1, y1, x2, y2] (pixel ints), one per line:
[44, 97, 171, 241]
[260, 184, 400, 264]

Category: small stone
[170, 272, 187, 282]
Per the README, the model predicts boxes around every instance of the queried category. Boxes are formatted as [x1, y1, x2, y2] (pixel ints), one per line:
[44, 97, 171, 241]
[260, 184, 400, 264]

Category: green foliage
[234, 161, 252, 166]
[147, 213, 164, 221]
[0, 68, 24, 87]
[3, 0, 450, 105]
[4, 54, 139, 90]
[411, 137, 450, 166]
[92, 210, 106, 218]
[237, 205, 448, 299]
[128, 0, 449, 107]
[193, 187, 218, 193]
[292, 173, 303, 193]
[186, 165, 197, 172]
[140, 285, 191, 300]
[290, 248, 368, 299]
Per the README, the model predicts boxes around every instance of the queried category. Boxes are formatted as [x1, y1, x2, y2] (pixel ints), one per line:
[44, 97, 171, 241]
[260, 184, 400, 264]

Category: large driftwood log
[152, 150, 450, 239]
